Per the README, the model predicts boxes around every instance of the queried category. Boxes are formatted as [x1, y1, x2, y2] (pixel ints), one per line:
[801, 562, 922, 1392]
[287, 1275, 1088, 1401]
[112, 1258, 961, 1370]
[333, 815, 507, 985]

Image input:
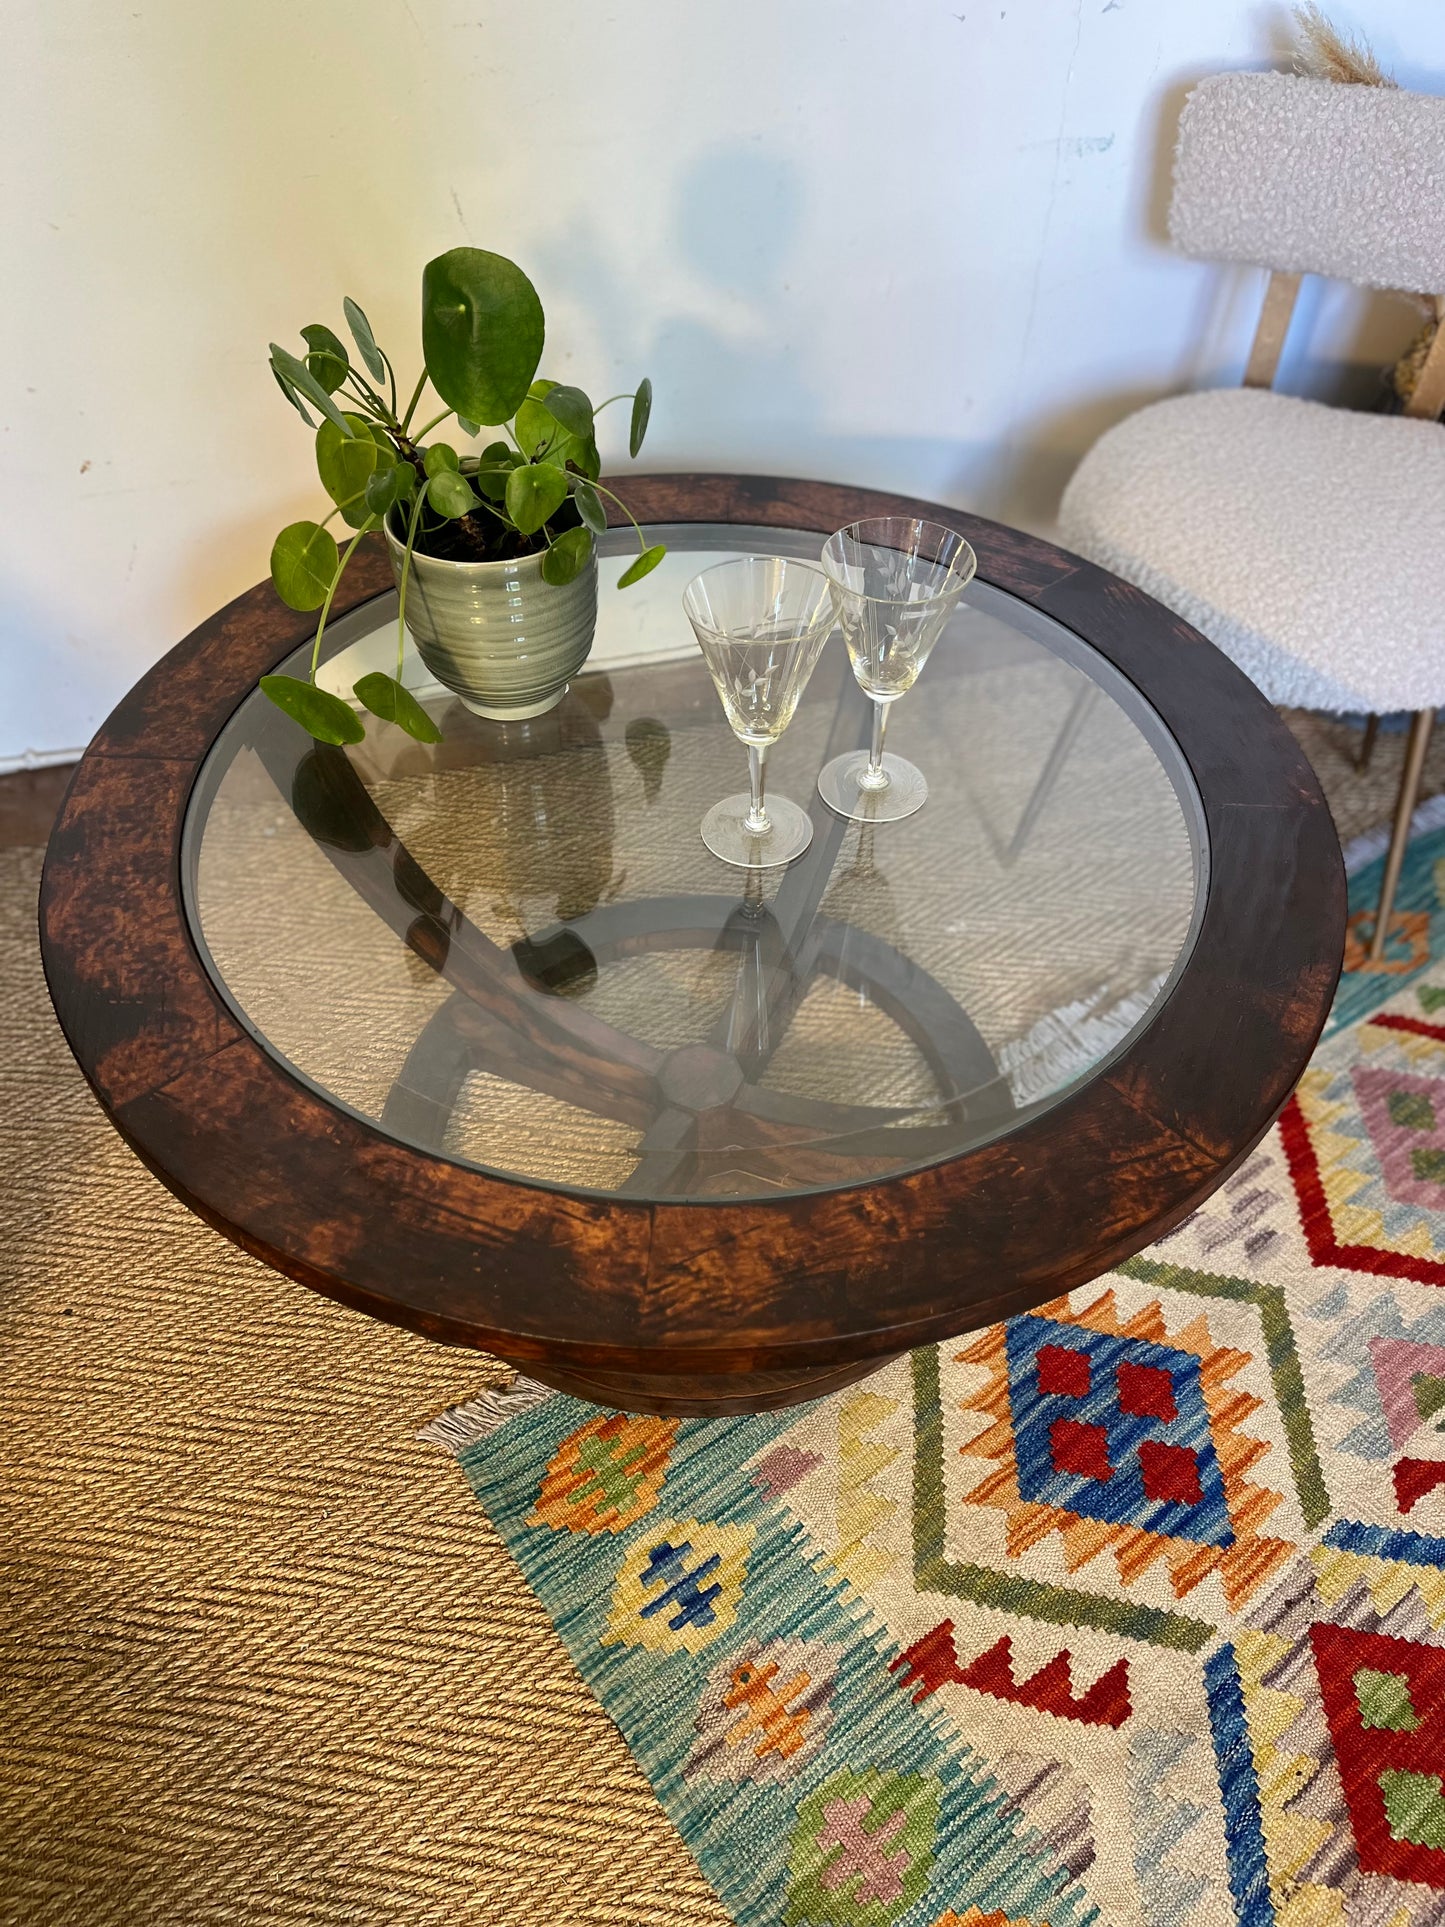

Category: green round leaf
[353, 672, 443, 743]
[540, 526, 594, 587]
[515, 394, 564, 461]
[316, 414, 391, 526]
[342, 297, 387, 382]
[422, 442, 460, 476]
[455, 414, 481, 438]
[572, 480, 607, 535]
[272, 364, 315, 426]
[473, 440, 516, 499]
[541, 384, 594, 440]
[505, 462, 569, 536]
[426, 469, 479, 519]
[270, 343, 353, 436]
[421, 247, 544, 426]
[270, 521, 339, 611]
[570, 436, 602, 481]
[629, 377, 652, 459]
[301, 323, 349, 363]
[259, 674, 366, 745]
[301, 326, 350, 395]
[306, 350, 348, 393]
[617, 542, 666, 589]
[364, 464, 415, 516]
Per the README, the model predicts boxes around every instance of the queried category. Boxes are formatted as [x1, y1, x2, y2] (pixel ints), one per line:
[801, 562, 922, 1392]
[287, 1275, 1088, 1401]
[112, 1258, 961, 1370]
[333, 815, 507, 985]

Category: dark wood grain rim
[39, 474, 1345, 1377]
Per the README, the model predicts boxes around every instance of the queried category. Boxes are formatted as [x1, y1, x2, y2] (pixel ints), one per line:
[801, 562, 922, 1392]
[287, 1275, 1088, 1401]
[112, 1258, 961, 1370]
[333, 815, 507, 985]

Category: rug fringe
[418, 1377, 557, 1455]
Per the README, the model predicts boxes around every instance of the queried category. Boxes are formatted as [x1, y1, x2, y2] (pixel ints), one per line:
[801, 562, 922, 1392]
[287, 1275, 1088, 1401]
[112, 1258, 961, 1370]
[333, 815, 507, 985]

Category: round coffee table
[40, 475, 1345, 1414]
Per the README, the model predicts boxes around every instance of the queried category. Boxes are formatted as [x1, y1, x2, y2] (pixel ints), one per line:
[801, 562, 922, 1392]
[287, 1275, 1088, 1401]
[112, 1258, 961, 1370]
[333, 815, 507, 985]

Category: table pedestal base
[510, 1352, 898, 1416]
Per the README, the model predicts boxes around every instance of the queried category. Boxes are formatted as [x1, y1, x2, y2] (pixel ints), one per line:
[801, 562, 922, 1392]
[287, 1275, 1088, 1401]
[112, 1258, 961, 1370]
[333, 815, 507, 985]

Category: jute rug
[0, 843, 724, 1926]
[424, 827, 1445, 1927]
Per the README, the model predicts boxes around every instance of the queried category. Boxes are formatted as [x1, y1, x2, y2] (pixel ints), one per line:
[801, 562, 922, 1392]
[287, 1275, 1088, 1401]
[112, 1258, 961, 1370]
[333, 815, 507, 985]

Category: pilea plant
[263, 246, 662, 746]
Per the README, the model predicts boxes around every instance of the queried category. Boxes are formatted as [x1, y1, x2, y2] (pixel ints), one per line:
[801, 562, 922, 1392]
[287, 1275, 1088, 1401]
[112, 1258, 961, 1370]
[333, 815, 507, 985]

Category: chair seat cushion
[1059, 387, 1445, 713]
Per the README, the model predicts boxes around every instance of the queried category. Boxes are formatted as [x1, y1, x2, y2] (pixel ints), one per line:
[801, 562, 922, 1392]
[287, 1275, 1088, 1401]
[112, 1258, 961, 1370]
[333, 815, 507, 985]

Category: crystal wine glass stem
[858, 698, 891, 792]
[745, 742, 771, 835]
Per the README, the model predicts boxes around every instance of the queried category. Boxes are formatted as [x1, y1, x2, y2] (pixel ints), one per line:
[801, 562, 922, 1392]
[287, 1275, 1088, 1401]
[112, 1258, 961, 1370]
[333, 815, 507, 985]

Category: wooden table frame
[39, 475, 1345, 1414]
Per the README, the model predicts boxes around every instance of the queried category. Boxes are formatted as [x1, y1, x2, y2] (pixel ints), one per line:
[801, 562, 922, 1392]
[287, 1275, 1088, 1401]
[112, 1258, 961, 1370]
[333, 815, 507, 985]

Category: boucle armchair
[1061, 71, 1445, 963]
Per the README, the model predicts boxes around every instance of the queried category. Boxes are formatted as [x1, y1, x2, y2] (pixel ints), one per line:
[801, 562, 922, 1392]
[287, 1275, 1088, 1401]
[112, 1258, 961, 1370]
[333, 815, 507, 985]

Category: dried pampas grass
[1293, 3, 1394, 87]
[1288, 8, 1435, 413]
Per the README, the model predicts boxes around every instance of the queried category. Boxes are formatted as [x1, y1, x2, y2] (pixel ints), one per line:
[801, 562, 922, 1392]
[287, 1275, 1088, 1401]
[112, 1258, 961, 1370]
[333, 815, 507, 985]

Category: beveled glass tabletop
[182, 520, 1205, 1204]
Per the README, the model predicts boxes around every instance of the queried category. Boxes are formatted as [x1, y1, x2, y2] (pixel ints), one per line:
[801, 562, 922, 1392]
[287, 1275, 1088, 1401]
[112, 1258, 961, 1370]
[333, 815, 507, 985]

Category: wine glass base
[701, 792, 814, 869]
[817, 751, 928, 823]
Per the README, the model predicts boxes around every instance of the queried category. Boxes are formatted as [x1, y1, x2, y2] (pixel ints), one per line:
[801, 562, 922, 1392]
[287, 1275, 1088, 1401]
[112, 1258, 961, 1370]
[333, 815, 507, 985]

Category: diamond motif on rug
[1311, 1623, 1445, 1885]
[1218, 1526, 1445, 1921]
[785, 1768, 942, 1925]
[1284, 1015, 1445, 1285]
[602, 1516, 751, 1656]
[529, 1411, 678, 1534]
[684, 1638, 839, 1783]
[959, 1291, 1294, 1607]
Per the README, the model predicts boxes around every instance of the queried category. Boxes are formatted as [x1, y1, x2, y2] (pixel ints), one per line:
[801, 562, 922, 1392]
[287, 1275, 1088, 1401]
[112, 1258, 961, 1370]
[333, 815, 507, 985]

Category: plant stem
[309, 529, 369, 682]
[379, 348, 399, 417]
[411, 408, 455, 442]
[588, 478, 649, 552]
[341, 372, 395, 427]
[745, 742, 770, 835]
[399, 370, 429, 435]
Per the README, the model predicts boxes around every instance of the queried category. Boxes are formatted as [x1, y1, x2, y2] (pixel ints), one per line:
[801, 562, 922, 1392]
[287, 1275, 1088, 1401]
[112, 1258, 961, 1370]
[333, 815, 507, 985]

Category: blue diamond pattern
[1003, 1315, 1234, 1546]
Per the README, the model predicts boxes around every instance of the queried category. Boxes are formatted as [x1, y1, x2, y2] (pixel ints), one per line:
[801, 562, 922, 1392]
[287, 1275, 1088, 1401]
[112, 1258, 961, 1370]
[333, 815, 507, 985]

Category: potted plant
[262, 246, 663, 746]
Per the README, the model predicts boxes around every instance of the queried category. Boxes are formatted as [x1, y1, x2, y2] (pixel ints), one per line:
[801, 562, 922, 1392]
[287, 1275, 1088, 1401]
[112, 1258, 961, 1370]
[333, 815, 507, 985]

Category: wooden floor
[0, 766, 74, 850]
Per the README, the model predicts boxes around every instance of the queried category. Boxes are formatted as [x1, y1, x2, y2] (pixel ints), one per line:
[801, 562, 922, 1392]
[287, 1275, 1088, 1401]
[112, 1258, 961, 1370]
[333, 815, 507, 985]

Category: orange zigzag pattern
[956, 1290, 1293, 1607]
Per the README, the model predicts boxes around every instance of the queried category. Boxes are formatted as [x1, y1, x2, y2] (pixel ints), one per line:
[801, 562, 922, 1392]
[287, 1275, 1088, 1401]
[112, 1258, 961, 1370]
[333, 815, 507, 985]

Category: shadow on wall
[536, 147, 820, 467]
[537, 147, 1011, 521]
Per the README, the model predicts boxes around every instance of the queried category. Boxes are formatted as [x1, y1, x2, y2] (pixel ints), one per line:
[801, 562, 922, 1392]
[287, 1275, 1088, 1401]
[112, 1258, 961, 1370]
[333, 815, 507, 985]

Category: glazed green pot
[385, 523, 599, 721]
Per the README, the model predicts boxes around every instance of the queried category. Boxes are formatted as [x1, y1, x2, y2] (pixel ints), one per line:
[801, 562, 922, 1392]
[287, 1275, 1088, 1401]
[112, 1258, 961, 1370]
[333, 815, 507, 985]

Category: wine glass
[816, 518, 977, 823]
[683, 556, 836, 868]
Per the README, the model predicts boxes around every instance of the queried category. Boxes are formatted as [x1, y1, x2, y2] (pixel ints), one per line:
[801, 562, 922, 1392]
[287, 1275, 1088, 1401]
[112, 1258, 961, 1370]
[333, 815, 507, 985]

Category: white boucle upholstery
[1059, 388, 1445, 714]
[1171, 73, 1445, 293]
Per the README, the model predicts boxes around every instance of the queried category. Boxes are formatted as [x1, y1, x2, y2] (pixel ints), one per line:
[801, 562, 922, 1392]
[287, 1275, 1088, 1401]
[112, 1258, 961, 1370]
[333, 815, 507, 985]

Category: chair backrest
[1170, 71, 1445, 294]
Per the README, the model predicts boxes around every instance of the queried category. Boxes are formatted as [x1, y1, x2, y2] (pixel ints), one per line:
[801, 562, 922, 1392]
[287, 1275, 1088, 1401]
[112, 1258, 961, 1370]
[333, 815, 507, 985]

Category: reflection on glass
[625, 716, 672, 804]
[683, 555, 835, 868]
[817, 517, 977, 823]
[185, 530, 1201, 1206]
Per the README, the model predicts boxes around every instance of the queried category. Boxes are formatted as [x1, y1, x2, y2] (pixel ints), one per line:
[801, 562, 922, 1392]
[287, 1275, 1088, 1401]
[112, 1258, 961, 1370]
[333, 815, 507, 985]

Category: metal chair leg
[1357, 713, 1380, 771]
[1366, 707, 1435, 964]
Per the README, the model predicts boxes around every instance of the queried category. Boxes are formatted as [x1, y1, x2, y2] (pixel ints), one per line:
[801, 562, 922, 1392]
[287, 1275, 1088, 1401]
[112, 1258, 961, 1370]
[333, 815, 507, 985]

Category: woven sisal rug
[426, 826, 1445, 1927]
[0, 839, 724, 1926]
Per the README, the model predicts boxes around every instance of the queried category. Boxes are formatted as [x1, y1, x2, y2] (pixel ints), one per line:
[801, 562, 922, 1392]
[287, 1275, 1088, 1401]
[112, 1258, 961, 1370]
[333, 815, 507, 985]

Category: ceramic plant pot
[385, 522, 598, 721]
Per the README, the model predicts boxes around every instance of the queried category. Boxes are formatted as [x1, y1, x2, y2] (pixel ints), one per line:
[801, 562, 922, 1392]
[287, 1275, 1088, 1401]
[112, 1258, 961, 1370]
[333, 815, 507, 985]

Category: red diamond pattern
[1116, 1361, 1178, 1423]
[1050, 1418, 1113, 1482]
[1137, 1440, 1203, 1506]
[1036, 1345, 1091, 1399]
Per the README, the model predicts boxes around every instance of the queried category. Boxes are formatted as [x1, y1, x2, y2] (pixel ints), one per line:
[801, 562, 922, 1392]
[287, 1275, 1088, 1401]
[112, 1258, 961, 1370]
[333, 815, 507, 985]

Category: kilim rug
[426, 823, 1445, 1927]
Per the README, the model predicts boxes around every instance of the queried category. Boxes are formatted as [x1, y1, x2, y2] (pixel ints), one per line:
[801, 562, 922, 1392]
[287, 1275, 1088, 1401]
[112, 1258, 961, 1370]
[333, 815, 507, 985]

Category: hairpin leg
[1367, 708, 1434, 964]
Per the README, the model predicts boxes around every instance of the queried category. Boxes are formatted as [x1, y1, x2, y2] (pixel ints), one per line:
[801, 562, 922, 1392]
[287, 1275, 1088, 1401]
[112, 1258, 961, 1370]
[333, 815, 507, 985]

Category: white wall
[2, 0, 1442, 765]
